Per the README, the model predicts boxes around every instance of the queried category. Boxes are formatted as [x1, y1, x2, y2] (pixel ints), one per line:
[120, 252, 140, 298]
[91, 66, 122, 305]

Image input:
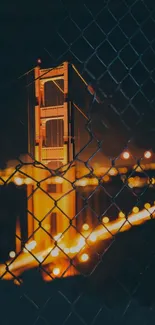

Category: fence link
[1, 1, 155, 324]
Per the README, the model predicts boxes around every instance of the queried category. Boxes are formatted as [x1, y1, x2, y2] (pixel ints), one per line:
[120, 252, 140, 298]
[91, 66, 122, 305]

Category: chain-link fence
[1, 1, 155, 324]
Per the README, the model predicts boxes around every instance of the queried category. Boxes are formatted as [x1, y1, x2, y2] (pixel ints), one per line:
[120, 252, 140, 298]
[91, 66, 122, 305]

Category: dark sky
[1, 0, 155, 165]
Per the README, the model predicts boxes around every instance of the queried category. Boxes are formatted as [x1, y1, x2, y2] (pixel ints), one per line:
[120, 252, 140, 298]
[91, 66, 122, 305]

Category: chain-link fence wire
[1, 0, 155, 324]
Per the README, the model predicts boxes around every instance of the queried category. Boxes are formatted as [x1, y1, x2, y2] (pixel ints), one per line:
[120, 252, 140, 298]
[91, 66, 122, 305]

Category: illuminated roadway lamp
[80, 253, 89, 262]
[89, 233, 97, 242]
[14, 177, 24, 186]
[9, 251, 16, 258]
[132, 206, 139, 214]
[53, 267, 60, 276]
[144, 203, 151, 210]
[51, 247, 59, 257]
[82, 223, 89, 231]
[119, 211, 125, 218]
[38, 256, 44, 263]
[109, 168, 117, 176]
[102, 216, 109, 224]
[64, 247, 70, 254]
[122, 151, 130, 160]
[78, 178, 88, 187]
[144, 151, 152, 159]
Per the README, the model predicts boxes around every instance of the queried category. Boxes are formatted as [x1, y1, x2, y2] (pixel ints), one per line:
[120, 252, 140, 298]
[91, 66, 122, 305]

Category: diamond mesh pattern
[1, 1, 155, 324]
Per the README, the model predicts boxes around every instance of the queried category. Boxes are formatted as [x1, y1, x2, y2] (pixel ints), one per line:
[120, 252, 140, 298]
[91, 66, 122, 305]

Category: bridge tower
[26, 62, 76, 250]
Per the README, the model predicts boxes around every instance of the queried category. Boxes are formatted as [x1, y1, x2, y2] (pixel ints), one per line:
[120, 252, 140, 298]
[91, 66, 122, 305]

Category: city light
[102, 175, 110, 182]
[80, 253, 89, 262]
[132, 206, 139, 214]
[144, 151, 152, 159]
[14, 177, 24, 186]
[109, 168, 118, 176]
[144, 203, 151, 210]
[102, 217, 109, 224]
[76, 178, 88, 187]
[9, 251, 16, 258]
[38, 256, 44, 263]
[25, 240, 37, 251]
[119, 211, 125, 218]
[24, 177, 32, 185]
[89, 233, 97, 242]
[51, 247, 59, 257]
[82, 223, 89, 231]
[53, 233, 62, 242]
[54, 176, 63, 184]
[64, 248, 70, 254]
[122, 151, 130, 159]
[53, 267, 60, 276]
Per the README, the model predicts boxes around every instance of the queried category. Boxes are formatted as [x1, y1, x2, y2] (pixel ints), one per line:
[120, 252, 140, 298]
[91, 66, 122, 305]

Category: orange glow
[44, 224, 51, 231]
[132, 206, 139, 214]
[144, 151, 152, 159]
[76, 178, 88, 187]
[89, 178, 99, 186]
[53, 233, 62, 242]
[122, 151, 130, 159]
[53, 267, 60, 276]
[9, 251, 16, 258]
[80, 253, 89, 262]
[82, 223, 89, 231]
[24, 177, 32, 185]
[102, 175, 110, 182]
[102, 216, 109, 224]
[14, 177, 24, 186]
[0, 204, 155, 280]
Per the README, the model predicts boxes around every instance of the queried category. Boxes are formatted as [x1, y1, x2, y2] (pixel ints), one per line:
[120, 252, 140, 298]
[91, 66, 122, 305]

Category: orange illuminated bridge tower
[17, 62, 77, 252]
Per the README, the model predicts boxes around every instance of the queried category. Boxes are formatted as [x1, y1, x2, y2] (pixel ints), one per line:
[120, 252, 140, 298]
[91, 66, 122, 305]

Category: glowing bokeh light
[80, 253, 89, 262]
[102, 175, 110, 182]
[51, 247, 59, 257]
[38, 256, 44, 263]
[53, 233, 62, 242]
[14, 177, 23, 186]
[144, 203, 151, 210]
[119, 211, 125, 218]
[144, 151, 152, 159]
[89, 233, 97, 242]
[53, 267, 60, 276]
[102, 217, 109, 224]
[122, 151, 130, 159]
[64, 248, 70, 254]
[109, 168, 117, 176]
[82, 223, 89, 231]
[24, 177, 32, 185]
[132, 206, 139, 214]
[9, 251, 16, 258]
[54, 176, 63, 184]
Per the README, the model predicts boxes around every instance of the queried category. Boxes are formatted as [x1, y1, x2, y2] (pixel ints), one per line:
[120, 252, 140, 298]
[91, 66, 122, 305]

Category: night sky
[1, 0, 155, 165]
